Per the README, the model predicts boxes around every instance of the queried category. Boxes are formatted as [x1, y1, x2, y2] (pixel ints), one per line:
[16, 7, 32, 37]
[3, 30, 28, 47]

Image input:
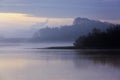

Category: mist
[31, 17, 114, 42]
[0, 17, 116, 43]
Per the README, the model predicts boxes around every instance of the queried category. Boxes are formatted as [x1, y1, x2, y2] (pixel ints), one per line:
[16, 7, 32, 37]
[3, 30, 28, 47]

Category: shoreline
[31, 46, 120, 51]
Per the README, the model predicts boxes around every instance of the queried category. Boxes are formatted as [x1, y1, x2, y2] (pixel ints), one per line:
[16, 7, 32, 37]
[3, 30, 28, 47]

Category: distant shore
[46, 46, 77, 49]
[31, 46, 76, 49]
[32, 46, 120, 50]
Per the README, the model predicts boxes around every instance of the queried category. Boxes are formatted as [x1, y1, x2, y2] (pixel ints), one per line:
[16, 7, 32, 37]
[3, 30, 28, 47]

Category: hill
[32, 17, 114, 42]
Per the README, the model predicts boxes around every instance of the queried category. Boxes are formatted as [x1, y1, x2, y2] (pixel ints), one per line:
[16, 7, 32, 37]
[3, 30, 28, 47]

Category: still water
[0, 43, 120, 80]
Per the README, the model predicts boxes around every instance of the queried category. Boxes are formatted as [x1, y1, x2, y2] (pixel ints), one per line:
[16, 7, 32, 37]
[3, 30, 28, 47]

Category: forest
[74, 25, 120, 49]
[32, 17, 113, 42]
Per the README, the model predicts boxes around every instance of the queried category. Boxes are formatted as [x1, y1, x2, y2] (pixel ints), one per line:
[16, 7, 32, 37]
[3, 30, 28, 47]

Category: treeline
[74, 25, 120, 49]
[32, 17, 113, 42]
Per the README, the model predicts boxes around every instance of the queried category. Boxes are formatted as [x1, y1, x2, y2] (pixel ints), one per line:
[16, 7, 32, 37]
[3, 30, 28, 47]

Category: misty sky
[0, 0, 120, 38]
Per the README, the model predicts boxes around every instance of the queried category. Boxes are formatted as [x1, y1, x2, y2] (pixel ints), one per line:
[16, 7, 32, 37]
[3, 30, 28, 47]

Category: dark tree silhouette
[74, 25, 120, 49]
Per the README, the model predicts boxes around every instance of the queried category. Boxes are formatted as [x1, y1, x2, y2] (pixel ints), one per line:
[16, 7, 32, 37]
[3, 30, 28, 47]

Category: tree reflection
[75, 50, 120, 68]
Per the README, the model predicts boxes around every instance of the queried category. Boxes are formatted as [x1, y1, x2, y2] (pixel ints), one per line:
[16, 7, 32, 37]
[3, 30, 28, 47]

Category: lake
[0, 42, 120, 80]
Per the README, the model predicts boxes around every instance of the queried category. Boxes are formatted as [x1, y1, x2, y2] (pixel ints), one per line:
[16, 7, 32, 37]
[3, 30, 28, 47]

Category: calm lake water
[0, 43, 120, 80]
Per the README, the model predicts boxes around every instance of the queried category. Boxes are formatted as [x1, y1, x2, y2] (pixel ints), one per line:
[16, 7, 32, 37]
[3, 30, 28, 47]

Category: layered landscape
[0, 17, 119, 49]
[0, 0, 120, 80]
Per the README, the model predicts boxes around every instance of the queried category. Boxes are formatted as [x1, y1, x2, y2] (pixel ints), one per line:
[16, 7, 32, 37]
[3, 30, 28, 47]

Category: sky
[0, 0, 120, 38]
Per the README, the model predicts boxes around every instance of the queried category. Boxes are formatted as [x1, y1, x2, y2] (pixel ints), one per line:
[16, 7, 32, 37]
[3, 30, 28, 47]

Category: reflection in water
[75, 50, 120, 68]
[0, 44, 120, 80]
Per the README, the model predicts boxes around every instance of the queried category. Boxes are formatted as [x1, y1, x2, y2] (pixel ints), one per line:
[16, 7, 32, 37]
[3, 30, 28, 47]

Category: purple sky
[0, 0, 120, 38]
[0, 0, 120, 20]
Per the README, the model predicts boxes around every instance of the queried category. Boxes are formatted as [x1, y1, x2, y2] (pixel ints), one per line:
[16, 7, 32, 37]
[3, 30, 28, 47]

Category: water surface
[0, 43, 120, 80]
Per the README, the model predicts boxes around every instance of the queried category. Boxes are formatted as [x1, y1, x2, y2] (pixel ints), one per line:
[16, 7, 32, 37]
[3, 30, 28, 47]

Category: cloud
[0, 12, 74, 38]
[0, 0, 119, 20]
[100, 19, 120, 24]
[102, 0, 120, 2]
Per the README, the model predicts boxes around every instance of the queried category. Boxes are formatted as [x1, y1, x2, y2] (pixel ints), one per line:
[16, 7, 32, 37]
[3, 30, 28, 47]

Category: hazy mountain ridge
[32, 17, 114, 42]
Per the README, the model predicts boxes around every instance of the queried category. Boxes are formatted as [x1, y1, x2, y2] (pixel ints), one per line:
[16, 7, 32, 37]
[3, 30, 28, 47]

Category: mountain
[31, 17, 114, 42]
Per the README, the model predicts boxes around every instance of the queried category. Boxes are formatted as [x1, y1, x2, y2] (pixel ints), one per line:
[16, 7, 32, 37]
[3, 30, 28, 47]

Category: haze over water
[0, 43, 120, 80]
[0, 0, 120, 80]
